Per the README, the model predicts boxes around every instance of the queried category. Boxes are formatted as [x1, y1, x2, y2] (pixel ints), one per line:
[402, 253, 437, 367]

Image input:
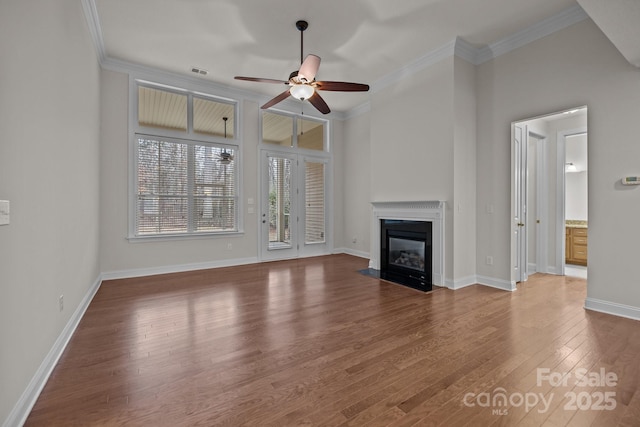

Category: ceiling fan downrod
[296, 20, 308, 65]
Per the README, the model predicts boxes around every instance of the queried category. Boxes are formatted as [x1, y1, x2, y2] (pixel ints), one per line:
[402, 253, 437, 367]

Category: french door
[260, 150, 329, 261]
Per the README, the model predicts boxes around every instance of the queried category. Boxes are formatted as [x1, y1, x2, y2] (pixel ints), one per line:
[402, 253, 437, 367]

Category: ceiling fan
[235, 20, 369, 115]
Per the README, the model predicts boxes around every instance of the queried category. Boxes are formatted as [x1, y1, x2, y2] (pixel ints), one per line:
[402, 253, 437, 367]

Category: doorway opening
[511, 106, 588, 284]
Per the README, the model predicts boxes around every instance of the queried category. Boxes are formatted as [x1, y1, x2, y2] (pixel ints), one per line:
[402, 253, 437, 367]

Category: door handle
[517, 223, 525, 227]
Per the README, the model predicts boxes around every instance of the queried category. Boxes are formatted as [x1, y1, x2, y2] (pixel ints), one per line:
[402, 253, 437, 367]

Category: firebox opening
[380, 219, 432, 292]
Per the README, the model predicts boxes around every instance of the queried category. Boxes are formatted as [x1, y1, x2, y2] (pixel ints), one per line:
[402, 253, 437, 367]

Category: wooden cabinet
[566, 227, 587, 266]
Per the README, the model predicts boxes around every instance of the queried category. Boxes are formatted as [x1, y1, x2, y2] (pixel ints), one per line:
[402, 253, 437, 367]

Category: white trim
[453, 37, 480, 64]
[372, 40, 456, 93]
[535, 134, 549, 274]
[528, 262, 538, 275]
[445, 275, 517, 291]
[584, 298, 640, 322]
[556, 127, 588, 275]
[334, 247, 370, 259]
[477, 275, 517, 292]
[447, 275, 478, 290]
[80, 0, 106, 63]
[342, 102, 371, 121]
[3, 275, 102, 427]
[475, 5, 589, 64]
[101, 257, 259, 281]
[369, 201, 445, 287]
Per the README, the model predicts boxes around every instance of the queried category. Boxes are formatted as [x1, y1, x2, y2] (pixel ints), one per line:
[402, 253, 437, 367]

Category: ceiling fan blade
[261, 89, 291, 110]
[308, 92, 331, 115]
[315, 81, 370, 92]
[298, 54, 321, 82]
[235, 76, 288, 85]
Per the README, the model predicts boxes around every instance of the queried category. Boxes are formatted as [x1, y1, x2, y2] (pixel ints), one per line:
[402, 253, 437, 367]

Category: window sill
[127, 230, 244, 243]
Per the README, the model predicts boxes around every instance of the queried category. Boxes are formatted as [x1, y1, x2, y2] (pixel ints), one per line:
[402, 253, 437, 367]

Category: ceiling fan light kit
[290, 84, 314, 100]
[234, 20, 369, 114]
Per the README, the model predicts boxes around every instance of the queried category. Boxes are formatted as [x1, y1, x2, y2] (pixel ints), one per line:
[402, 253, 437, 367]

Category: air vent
[191, 67, 208, 76]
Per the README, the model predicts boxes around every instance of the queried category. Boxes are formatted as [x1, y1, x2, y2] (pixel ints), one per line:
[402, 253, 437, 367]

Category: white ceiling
[89, 0, 636, 113]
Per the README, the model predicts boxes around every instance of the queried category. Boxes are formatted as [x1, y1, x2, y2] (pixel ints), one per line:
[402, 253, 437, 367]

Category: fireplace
[370, 201, 445, 288]
[380, 219, 432, 291]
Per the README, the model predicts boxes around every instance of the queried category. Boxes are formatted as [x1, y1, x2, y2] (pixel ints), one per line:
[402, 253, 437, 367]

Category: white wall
[0, 0, 101, 423]
[476, 19, 640, 308]
[340, 111, 371, 256]
[369, 57, 455, 280]
[566, 172, 588, 220]
[565, 133, 588, 221]
[452, 57, 477, 282]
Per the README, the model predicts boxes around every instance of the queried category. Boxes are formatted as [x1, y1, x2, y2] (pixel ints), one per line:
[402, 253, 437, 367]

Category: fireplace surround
[370, 201, 445, 288]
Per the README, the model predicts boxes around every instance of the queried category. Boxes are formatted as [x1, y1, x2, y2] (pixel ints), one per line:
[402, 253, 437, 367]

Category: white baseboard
[101, 257, 259, 281]
[3, 275, 102, 427]
[446, 275, 478, 290]
[333, 247, 370, 259]
[476, 275, 517, 291]
[527, 262, 537, 275]
[584, 297, 640, 322]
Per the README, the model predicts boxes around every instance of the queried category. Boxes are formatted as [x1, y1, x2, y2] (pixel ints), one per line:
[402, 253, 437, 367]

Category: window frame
[260, 109, 329, 153]
[128, 77, 242, 241]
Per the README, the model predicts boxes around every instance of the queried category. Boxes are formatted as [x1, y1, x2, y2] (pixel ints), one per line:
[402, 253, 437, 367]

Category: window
[262, 111, 325, 151]
[132, 82, 239, 238]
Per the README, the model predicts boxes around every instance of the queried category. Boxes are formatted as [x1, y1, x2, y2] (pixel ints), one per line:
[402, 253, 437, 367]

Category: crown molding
[342, 101, 371, 120]
[372, 39, 457, 94]
[80, 0, 106, 64]
[475, 4, 589, 64]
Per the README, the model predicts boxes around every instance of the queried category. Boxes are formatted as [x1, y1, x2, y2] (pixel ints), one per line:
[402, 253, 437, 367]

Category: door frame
[513, 123, 528, 284]
[555, 127, 587, 275]
[511, 107, 588, 285]
[258, 148, 332, 262]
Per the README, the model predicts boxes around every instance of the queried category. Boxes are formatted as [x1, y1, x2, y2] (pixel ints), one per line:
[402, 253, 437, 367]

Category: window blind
[136, 136, 237, 235]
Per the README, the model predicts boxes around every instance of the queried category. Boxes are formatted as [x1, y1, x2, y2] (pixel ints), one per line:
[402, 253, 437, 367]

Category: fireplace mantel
[370, 201, 445, 286]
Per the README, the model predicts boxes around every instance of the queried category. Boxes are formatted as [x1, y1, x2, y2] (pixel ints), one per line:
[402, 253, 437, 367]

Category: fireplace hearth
[380, 219, 432, 292]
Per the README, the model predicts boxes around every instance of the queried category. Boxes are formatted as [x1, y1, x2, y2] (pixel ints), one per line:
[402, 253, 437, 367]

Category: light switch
[0, 200, 9, 225]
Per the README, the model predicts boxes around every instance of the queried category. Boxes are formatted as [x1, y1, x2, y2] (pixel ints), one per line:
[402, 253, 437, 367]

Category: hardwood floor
[26, 255, 640, 426]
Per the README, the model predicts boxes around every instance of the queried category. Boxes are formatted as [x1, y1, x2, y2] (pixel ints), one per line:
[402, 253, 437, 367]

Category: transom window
[262, 111, 325, 151]
[132, 82, 239, 238]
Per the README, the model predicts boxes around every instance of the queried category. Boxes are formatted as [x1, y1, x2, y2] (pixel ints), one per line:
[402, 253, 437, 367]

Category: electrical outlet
[352, 236, 357, 244]
[486, 256, 493, 265]
[227, 243, 233, 251]
[59, 295, 64, 312]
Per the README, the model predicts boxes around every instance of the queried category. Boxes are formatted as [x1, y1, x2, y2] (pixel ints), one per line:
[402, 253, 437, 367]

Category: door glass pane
[305, 161, 325, 244]
[263, 112, 293, 147]
[268, 156, 292, 249]
[298, 118, 324, 151]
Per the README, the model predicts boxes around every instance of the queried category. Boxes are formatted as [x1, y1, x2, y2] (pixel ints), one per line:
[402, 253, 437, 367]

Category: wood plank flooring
[26, 255, 640, 426]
